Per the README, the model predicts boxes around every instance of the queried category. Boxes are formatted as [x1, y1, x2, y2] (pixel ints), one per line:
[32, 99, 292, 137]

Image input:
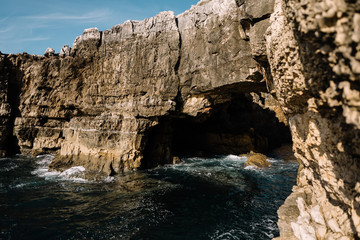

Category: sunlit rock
[59, 45, 71, 57]
[242, 152, 271, 168]
[44, 47, 55, 57]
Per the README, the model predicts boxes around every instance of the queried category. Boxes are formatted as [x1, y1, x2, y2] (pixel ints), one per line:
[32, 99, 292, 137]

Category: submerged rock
[172, 156, 182, 165]
[242, 152, 271, 168]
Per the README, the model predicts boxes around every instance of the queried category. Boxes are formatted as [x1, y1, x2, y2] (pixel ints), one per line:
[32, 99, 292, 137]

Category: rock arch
[141, 92, 292, 169]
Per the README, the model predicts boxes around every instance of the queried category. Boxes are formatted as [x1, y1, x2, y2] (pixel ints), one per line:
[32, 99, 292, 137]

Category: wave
[0, 163, 18, 172]
[32, 155, 114, 183]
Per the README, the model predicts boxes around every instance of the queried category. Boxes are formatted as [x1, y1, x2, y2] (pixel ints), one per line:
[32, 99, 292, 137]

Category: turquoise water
[0, 154, 298, 239]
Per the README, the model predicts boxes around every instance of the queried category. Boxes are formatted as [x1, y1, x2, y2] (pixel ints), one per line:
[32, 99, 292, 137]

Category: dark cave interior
[141, 93, 292, 169]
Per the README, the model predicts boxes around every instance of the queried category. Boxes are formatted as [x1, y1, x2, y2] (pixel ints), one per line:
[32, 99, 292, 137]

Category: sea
[0, 153, 298, 240]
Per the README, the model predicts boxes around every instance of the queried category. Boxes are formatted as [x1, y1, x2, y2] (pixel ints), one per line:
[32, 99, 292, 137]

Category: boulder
[59, 45, 71, 57]
[44, 47, 55, 57]
[242, 152, 271, 168]
[172, 156, 182, 165]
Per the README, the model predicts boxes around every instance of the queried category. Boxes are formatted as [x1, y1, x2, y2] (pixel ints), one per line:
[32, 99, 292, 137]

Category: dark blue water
[0, 154, 298, 240]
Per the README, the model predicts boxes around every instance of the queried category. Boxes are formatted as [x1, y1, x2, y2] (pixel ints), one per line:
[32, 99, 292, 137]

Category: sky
[0, 0, 199, 55]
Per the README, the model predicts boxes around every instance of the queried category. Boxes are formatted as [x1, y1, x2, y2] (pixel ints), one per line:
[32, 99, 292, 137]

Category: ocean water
[0, 154, 298, 240]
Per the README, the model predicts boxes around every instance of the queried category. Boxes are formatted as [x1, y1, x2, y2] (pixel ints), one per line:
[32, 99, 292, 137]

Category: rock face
[1, 0, 359, 238]
[44, 48, 55, 57]
[59, 45, 71, 58]
[267, 0, 360, 239]
[0, 55, 12, 157]
[0, 0, 290, 174]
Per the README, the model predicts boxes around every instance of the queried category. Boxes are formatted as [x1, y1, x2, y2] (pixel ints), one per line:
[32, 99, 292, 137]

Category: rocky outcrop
[177, 0, 265, 95]
[44, 48, 55, 57]
[267, 0, 360, 239]
[59, 45, 71, 58]
[0, 55, 12, 157]
[242, 152, 272, 168]
[1, 0, 359, 238]
[0, 0, 290, 175]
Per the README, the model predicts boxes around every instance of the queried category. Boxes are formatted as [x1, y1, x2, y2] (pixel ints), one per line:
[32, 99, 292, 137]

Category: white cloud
[1, 6, 129, 54]
[0, 26, 14, 33]
[0, 36, 50, 43]
[19, 37, 50, 42]
[0, 17, 9, 22]
[23, 9, 111, 23]
[0, 9, 112, 52]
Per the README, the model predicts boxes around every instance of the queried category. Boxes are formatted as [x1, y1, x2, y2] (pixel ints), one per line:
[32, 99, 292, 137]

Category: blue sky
[0, 0, 199, 55]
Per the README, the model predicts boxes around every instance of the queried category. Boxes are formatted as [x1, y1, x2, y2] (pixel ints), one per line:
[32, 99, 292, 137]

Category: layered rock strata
[0, 0, 288, 174]
[267, 0, 360, 239]
[1, 0, 359, 238]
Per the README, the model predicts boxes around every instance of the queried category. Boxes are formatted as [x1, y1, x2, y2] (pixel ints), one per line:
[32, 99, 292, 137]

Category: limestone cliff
[0, 55, 12, 157]
[267, 0, 360, 239]
[0, 0, 289, 174]
[1, 0, 359, 239]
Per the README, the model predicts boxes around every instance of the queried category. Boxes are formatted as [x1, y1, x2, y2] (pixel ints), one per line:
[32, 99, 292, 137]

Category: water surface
[0, 154, 298, 239]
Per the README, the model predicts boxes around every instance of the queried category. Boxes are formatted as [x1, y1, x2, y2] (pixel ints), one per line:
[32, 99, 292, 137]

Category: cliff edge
[0, 0, 284, 173]
[267, 0, 360, 239]
[0, 0, 359, 239]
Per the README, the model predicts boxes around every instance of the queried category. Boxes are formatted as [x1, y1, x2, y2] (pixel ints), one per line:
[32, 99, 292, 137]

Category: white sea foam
[244, 165, 259, 170]
[31, 155, 58, 180]
[0, 164, 18, 172]
[35, 154, 54, 165]
[59, 166, 87, 183]
[59, 166, 86, 177]
[224, 154, 246, 162]
[103, 176, 115, 183]
[267, 158, 279, 163]
[32, 155, 88, 183]
[14, 183, 28, 189]
[249, 216, 277, 238]
[211, 229, 243, 240]
[32, 155, 115, 183]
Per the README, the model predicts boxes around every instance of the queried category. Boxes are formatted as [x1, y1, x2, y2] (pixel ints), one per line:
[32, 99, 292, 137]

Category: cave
[141, 93, 292, 169]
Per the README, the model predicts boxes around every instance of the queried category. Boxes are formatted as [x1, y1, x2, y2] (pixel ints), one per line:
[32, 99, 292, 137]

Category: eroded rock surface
[267, 0, 360, 239]
[0, 0, 286, 175]
[242, 152, 271, 168]
[1, 0, 359, 238]
[0, 55, 12, 157]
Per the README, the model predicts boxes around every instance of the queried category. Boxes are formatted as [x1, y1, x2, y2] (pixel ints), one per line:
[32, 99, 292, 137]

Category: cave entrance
[141, 93, 292, 169]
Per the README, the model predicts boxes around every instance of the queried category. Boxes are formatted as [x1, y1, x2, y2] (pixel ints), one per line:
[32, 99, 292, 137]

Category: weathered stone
[72, 28, 101, 49]
[310, 205, 326, 226]
[44, 47, 55, 57]
[249, 19, 270, 61]
[1, 0, 359, 238]
[0, 55, 12, 157]
[177, 0, 266, 96]
[59, 45, 71, 57]
[266, 0, 360, 238]
[0, 0, 280, 176]
[243, 152, 271, 168]
[240, 0, 275, 19]
[172, 156, 182, 164]
[182, 96, 211, 117]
